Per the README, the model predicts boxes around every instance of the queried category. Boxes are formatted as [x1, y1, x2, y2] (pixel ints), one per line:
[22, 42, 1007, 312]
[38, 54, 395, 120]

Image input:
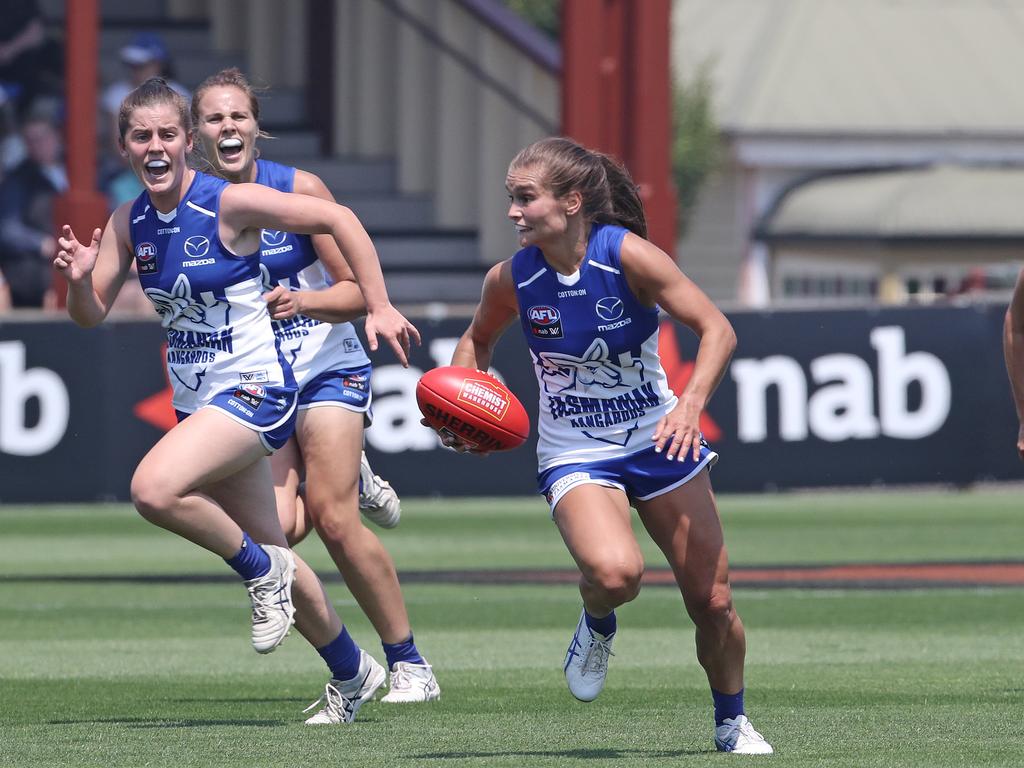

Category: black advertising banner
[0, 305, 1019, 502]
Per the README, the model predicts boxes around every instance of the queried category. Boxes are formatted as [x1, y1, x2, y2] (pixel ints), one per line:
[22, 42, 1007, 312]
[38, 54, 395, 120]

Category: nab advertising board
[0, 305, 1019, 502]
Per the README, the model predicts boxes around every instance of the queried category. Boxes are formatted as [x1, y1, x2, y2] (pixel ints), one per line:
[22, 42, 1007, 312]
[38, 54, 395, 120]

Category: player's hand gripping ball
[417, 366, 529, 452]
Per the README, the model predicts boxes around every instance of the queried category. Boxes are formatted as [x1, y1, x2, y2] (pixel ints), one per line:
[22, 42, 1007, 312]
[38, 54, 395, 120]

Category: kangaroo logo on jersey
[184, 236, 210, 258]
[527, 305, 563, 339]
[538, 338, 657, 447]
[145, 274, 230, 331]
[135, 242, 158, 274]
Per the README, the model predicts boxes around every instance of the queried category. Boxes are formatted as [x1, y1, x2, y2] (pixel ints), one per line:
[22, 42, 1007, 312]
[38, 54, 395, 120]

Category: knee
[589, 562, 643, 606]
[308, 496, 363, 549]
[130, 468, 179, 525]
[687, 584, 736, 629]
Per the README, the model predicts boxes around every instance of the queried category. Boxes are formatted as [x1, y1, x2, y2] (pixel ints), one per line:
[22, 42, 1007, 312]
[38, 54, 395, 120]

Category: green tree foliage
[500, 0, 560, 39]
[672, 65, 721, 236]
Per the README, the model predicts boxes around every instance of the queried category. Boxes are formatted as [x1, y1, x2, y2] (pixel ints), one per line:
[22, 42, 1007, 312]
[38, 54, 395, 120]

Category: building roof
[673, 0, 1024, 137]
[757, 165, 1024, 242]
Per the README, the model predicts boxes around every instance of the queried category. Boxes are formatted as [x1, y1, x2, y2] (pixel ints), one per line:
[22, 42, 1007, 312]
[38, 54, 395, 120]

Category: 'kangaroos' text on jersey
[254, 159, 369, 386]
[129, 171, 294, 414]
[512, 223, 677, 470]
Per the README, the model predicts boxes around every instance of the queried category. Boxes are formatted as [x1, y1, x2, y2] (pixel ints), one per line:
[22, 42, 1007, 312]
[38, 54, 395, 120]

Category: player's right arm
[56, 203, 135, 328]
[451, 259, 519, 372]
[1003, 268, 1024, 459]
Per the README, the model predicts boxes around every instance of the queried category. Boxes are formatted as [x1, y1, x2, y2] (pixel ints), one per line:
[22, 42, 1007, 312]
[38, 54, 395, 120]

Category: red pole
[560, 0, 676, 259]
[53, 0, 109, 306]
[626, 0, 677, 257]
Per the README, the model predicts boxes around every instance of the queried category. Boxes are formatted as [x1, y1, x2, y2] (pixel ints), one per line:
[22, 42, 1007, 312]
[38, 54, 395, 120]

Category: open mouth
[218, 137, 243, 160]
[144, 159, 169, 180]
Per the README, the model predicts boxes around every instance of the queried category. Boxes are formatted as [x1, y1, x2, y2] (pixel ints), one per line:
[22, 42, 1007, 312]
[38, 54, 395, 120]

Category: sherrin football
[416, 366, 530, 452]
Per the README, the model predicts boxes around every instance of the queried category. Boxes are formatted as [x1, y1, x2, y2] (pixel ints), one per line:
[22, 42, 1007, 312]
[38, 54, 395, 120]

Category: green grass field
[1, 490, 1022, 767]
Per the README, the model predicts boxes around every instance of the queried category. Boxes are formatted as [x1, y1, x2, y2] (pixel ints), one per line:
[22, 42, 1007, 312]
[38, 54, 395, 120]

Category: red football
[417, 366, 530, 452]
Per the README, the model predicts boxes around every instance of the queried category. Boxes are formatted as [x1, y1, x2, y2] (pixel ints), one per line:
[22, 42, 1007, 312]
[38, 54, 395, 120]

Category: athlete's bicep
[470, 260, 519, 342]
[221, 183, 344, 237]
[620, 233, 725, 335]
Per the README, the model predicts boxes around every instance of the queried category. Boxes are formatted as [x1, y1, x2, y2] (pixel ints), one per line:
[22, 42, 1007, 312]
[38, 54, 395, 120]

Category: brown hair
[190, 67, 269, 139]
[509, 137, 648, 239]
[117, 77, 191, 140]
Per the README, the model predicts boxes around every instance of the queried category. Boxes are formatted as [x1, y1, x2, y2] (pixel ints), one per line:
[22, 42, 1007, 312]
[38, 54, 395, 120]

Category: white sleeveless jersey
[129, 171, 294, 414]
[512, 223, 677, 470]
[255, 159, 369, 385]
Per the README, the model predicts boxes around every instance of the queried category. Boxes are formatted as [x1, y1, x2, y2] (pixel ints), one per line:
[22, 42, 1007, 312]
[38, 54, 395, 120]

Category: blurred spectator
[100, 33, 190, 208]
[0, 0, 62, 117]
[0, 105, 66, 308]
[0, 267, 11, 312]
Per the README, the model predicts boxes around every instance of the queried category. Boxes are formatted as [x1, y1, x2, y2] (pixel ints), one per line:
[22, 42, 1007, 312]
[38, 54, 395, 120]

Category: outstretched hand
[54, 225, 102, 283]
[651, 394, 704, 462]
[364, 304, 422, 367]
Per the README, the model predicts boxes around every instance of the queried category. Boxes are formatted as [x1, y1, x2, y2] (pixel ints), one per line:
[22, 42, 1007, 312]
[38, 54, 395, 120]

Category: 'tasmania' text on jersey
[254, 159, 369, 385]
[129, 171, 295, 414]
[512, 223, 677, 470]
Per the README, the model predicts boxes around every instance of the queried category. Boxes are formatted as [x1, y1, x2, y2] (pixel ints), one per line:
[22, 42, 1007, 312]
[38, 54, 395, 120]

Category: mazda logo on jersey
[595, 297, 624, 321]
[527, 305, 563, 339]
[261, 229, 288, 247]
[184, 236, 210, 258]
[135, 242, 158, 273]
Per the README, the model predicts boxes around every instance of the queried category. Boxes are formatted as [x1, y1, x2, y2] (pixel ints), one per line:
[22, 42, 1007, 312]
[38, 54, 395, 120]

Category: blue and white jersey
[129, 170, 294, 415]
[254, 159, 369, 386]
[512, 223, 676, 470]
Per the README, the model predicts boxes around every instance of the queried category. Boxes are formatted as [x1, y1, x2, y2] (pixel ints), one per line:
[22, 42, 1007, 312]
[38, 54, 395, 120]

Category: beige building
[672, 0, 1024, 305]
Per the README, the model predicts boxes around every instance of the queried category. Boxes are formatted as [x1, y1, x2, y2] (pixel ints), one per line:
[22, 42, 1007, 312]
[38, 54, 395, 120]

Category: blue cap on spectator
[120, 33, 168, 66]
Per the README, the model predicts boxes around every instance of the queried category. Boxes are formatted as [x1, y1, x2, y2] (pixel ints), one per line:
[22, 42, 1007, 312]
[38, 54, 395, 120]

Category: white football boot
[303, 650, 387, 725]
[358, 452, 401, 529]
[563, 611, 615, 702]
[244, 544, 296, 654]
[714, 715, 774, 754]
[381, 660, 441, 703]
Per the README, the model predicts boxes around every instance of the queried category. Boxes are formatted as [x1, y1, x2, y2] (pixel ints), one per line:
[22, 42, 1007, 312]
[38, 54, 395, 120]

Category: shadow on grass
[48, 717, 287, 728]
[411, 748, 709, 760]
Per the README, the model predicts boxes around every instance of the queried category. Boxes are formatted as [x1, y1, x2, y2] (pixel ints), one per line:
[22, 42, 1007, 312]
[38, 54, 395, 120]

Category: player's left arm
[222, 183, 419, 364]
[1002, 268, 1024, 460]
[620, 232, 737, 461]
[262, 170, 367, 323]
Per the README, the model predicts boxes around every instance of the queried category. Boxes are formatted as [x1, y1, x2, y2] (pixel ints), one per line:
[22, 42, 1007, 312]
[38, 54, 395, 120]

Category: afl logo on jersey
[527, 305, 563, 339]
[595, 297, 624, 322]
[184, 236, 210, 258]
[261, 229, 288, 247]
[135, 242, 158, 274]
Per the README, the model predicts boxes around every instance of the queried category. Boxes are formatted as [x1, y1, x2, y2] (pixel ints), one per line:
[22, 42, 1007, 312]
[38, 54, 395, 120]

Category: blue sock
[382, 633, 425, 668]
[712, 687, 745, 726]
[318, 626, 362, 682]
[584, 609, 617, 637]
[224, 531, 271, 581]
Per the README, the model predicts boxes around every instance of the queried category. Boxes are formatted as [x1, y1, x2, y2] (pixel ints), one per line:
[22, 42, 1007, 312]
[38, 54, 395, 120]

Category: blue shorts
[297, 364, 373, 423]
[538, 441, 719, 514]
[176, 383, 298, 453]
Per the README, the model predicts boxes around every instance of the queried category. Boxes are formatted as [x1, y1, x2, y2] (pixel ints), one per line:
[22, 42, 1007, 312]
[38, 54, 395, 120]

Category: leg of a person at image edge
[278, 407, 439, 706]
[636, 469, 773, 755]
[554, 483, 644, 704]
[131, 408, 381, 724]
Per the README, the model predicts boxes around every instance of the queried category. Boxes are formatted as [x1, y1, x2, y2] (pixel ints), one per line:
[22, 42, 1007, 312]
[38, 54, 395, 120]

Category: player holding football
[443, 137, 772, 754]
[191, 68, 440, 706]
[55, 78, 416, 724]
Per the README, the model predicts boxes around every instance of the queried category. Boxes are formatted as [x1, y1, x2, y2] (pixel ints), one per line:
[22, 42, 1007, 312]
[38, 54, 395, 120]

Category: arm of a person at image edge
[54, 204, 134, 327]
[262, 169, 369, 325]
[220, 181, 419, 365]
[436, 259, 520, 455]
[1001, 268, 1024, 461]
[620, 232, 737, 463]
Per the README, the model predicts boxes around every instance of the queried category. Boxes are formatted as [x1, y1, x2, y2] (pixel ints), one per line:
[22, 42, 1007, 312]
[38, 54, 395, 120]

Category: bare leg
[553, 483, 644, 616]
[636, 469, 745, 694]
[205, 458, 342, 649]
[297, 407, 412, 644]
